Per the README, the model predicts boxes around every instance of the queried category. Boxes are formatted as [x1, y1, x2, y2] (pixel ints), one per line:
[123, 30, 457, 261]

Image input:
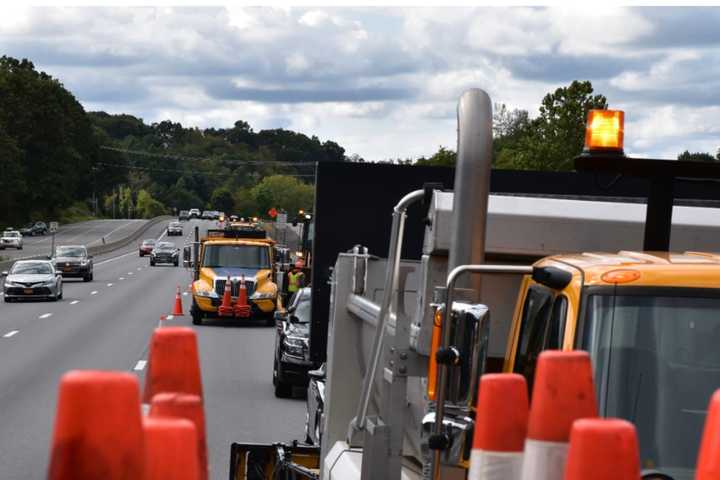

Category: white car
[0, 230, 23, 250]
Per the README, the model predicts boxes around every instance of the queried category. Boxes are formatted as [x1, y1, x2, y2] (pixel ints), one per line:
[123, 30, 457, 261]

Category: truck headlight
[283, 336, 306, 356]
[251, 291, 276, 300]
[195, 289, 217, 298]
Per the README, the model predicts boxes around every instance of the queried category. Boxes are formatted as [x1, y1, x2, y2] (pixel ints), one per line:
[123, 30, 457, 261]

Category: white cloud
[0, 6, 717, 161]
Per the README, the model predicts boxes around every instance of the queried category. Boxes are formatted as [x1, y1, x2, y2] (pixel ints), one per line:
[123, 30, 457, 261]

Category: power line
[100, 146, 317, 167]
[95, 161, 316, 179]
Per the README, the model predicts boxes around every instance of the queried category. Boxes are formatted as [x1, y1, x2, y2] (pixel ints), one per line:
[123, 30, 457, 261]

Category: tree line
[0, 56, 342, 226]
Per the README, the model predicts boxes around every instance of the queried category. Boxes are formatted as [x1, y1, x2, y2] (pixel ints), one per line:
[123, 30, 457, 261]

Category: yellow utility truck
[184, 225, 280, 325]
[230, 90, 720, 480]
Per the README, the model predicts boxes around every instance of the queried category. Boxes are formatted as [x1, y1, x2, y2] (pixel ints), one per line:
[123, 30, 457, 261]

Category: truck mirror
[1, 271, 7, 277]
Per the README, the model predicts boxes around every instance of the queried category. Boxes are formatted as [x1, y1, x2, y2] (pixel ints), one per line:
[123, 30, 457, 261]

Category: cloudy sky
[1, 6, 719, 160]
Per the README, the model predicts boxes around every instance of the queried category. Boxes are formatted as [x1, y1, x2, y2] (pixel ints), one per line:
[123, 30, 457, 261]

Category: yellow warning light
[601, 269, 640, 284]
[584, 110, 624, 153]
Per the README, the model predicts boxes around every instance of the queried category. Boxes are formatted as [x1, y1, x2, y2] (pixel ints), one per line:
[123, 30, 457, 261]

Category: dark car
[53, 245, 93, 282]
[139, 239, 156, 257]
[273, 287, 313, 398]
[20, 221, 48, 236]
[150, 241, 179, 266]
[178, 210, 190, 221]
[167, 221, 183, 236]
[305, 363, 325, 445]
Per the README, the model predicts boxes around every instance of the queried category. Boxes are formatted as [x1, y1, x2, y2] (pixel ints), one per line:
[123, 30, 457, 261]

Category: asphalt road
[1, 219, 148, 261]
[0, 219, 306, 480]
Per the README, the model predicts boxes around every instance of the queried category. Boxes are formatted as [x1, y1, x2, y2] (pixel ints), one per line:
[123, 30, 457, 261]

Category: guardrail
[0, 216, 172, 271]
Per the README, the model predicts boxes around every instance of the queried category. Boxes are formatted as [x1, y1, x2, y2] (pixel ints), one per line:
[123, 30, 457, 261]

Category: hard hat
[295, 260, 304, 269]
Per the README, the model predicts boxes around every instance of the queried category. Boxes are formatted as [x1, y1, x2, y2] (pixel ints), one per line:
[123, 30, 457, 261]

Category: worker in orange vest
[288, 260, 305, 294]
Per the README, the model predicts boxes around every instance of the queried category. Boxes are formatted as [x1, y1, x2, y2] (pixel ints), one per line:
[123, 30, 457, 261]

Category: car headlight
[283, 336, 307, 356]
[251, 291, 276, 300]
[80, 260, 89, 265]
[43, 280, 56, 286]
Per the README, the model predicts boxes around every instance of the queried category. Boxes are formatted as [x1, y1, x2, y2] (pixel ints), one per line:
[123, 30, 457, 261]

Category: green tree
[415, 146, 457, 167]
[136, 189, 167, 218]
[251, 175, 314, 217]
[677, 150, 717, 162]
[210, 186, 235, 213]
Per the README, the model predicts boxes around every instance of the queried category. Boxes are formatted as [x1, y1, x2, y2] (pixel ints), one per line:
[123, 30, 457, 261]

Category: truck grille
[215, 279, 255, 298]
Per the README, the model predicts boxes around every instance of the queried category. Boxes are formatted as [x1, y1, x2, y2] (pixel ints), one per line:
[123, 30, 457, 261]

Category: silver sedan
[2, 260, 63, 302]
[0, 230, 23, 250]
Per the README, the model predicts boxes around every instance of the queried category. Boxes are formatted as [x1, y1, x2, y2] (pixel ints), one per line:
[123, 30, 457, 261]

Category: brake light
[601, 269, 640, 284]
[427, 307, 443, 401]
[584, 110, 624, 153]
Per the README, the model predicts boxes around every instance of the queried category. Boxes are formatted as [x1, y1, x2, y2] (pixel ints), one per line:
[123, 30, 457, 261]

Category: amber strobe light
[427, 307, 443, 401]
[584, 110, 624, 154]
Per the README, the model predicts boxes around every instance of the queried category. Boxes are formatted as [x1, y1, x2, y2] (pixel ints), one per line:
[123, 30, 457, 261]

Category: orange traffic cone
[234, 275, 251, 318]
[218, 275, 233, 317]
[564, 418, 640, 480]
[143, 327, 203, 403]
[172, 284, 184, 316]
[48, 370, 144, 480]
[469, 373, 529, 480]
[520, 351, 597, 480]
[150, 392, 208, 480]
[143, 417, 199, 480]
[697, 389, 720, 480]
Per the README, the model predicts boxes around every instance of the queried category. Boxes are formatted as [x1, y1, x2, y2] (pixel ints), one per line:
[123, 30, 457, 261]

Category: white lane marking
[90, 290, 98, 295]
[166, 315, 174, 320]
[182, 292, 188, 296]
[106, 283, 113, 287]
[70, 300, 79, 305]
[128, 272, 133, 275]
[39, 313, 52, 319]
[119, 277, 125, 281]
[137, 267, 142, 271]
[3, 330, 18, 338]
[133, 360, 147, 371]
[94, 250, 137, 266]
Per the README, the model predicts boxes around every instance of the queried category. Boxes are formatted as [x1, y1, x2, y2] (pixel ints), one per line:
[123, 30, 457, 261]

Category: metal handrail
[430, 264, 533, 479]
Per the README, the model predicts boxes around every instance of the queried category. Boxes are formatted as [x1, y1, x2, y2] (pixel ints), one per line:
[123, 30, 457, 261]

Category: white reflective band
[520, 439, 569, 480]
[469, 449, 523, 480]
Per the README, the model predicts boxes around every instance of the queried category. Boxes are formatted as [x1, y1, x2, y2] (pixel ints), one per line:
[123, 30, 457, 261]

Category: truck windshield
[202, 244, 270, 269]
[581, 288, 720, 480]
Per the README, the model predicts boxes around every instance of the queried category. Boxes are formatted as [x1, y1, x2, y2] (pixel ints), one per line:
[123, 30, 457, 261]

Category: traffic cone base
[470, 450, 524, 480]
[520, 439, 569, 480]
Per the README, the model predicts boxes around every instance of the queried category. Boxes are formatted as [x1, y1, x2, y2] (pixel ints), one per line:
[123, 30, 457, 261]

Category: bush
[57, 202, 95, 224]
[136, 189, 168, 218]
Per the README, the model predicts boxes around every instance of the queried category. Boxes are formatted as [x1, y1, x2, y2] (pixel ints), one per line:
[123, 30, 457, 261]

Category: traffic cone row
[218, 275, 252, 318]
[47, 327, 207, 479]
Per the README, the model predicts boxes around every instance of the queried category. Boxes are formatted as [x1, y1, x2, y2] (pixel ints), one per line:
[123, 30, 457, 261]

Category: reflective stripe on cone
[469, 373, 528, 480]
[520, 351, 597, 480]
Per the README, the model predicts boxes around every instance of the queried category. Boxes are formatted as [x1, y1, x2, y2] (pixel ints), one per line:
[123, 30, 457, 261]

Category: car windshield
[293, 299, 311, 323]
[202, 244, 270, 269]
[11, 263, 52, 275]
[142, 240, 156, 246]
[4, 232, 19, 237]
[56, 246, 85, 257]
[581, 289, 720, 480]
[156, 242, 174, 249]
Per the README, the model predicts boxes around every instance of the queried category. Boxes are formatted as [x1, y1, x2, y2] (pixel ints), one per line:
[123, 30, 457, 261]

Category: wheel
[150, 260, 155, 266]
[3, 296, 10, 303]
[18, 246, 22, 250]
[83, 273, 91, 282]
[174, 261, 179, 267]
[139, 253, 143, 257]
[273, 361, 292, 398]
[191, 302, 203, 325]
[58, 289, 63, 300]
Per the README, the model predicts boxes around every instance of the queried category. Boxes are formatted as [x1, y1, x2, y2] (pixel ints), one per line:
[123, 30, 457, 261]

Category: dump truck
[184, 225, 281, 326]
[230, 89, 720, 480]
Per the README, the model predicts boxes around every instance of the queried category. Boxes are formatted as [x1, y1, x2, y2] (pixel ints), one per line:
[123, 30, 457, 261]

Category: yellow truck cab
[187, 226, 281, 325]
[504, 251, 720, 479]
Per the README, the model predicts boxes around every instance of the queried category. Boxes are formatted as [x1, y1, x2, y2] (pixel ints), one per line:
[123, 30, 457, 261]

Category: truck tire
[191, 302, 203, 326]
[273, 360, 292, 398]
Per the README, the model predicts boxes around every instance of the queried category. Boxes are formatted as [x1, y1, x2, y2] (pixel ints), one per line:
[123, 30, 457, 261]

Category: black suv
[53, 245, 94, 282]
[273, 287, 313, 398]
[20, 221, 48, 236]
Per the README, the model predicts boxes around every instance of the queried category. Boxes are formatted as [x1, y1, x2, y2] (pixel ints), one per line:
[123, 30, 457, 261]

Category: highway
[1, 219, 148, 261]
[0, 219, 305, 480]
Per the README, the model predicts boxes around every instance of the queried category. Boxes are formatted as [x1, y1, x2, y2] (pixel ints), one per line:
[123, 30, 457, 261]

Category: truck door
[511, 283, 568, 394]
